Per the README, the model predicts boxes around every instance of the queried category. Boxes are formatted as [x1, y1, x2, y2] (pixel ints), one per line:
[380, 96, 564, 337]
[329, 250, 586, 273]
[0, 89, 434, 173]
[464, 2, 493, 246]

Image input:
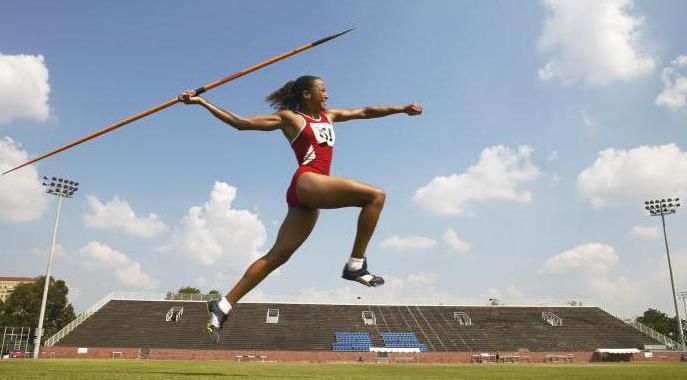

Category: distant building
[0, 277, 35, 302]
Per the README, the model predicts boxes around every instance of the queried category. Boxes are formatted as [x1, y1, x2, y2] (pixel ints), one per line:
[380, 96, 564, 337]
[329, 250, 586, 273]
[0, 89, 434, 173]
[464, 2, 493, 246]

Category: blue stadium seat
[331, 331, 372, 352]
[380, 332, 427, 351]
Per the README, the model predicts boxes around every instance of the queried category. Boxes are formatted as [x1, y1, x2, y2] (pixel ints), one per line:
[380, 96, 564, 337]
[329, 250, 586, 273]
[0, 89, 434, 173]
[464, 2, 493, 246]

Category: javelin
[2, 28, 354, 175]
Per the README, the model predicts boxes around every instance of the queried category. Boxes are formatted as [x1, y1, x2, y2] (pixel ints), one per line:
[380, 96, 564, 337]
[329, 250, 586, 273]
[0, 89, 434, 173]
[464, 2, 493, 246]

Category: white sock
[347, 257, 364, 271]
[218, 297, 232, 315]
[360, 274, 374, 283]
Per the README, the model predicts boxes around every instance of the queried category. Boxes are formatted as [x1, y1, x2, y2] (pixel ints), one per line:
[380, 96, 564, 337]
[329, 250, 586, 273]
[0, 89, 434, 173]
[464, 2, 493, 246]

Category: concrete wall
[40, 346, 686, 363]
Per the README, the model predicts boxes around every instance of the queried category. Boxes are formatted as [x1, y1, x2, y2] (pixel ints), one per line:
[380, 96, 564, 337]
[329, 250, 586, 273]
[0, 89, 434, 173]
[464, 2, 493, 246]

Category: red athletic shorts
[286, 166, 325, 207]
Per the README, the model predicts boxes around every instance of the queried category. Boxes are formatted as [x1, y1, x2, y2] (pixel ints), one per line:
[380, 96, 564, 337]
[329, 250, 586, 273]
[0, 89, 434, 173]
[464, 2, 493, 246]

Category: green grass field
[0, 360, 685, 379]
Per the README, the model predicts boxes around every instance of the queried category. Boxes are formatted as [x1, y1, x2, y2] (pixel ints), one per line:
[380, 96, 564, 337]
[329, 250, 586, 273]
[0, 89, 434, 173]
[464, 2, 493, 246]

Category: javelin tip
[312, 27, 355, 46]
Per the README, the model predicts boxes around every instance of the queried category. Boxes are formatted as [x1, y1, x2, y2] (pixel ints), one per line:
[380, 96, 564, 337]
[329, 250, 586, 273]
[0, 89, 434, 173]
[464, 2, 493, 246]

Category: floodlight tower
[33, 176, 79, 359]
[644, 198, 685, 350]
[679, 291, 687, 329]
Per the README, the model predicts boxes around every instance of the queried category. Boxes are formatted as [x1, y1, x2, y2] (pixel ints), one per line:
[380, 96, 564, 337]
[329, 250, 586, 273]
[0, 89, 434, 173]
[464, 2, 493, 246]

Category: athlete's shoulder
[277, 109, 302, 127]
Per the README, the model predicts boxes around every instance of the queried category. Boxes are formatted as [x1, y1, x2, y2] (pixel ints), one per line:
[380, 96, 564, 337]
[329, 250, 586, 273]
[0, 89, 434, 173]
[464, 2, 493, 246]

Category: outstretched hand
[178, 90, 204, 105]
[404, 103, 423, 116]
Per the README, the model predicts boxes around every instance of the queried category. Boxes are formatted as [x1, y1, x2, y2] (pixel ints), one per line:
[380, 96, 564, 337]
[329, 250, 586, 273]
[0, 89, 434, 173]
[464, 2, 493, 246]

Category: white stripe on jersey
[302, 145, 315, 165]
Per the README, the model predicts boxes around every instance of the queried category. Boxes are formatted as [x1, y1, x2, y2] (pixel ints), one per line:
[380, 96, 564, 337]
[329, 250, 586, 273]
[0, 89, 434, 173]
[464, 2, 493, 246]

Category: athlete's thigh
[296, 172, 381, 209]
[271, 206, 319, 254]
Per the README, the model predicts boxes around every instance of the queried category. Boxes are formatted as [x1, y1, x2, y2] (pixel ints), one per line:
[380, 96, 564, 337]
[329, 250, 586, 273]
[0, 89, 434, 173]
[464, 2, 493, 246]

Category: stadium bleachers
[52, 300, 663, 352]
[381, 332, 428, 351]
[332, 332, 372, 352]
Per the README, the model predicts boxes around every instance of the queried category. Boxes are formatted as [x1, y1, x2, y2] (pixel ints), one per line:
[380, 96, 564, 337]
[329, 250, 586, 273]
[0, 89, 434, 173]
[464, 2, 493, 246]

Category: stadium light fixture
[33, 176, 80, 359]
[644, 198, 685, 351]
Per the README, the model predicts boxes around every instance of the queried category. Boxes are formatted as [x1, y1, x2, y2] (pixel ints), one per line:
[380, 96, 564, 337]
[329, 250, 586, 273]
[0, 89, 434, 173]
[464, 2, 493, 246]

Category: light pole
[33, 176, 79, 359]
[679, 291, 687, 332]
[644, 198, 684, 350]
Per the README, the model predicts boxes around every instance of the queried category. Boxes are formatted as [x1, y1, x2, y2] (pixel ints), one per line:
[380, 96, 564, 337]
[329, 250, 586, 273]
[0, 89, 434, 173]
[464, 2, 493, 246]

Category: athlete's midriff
[286, 111, 335, 207]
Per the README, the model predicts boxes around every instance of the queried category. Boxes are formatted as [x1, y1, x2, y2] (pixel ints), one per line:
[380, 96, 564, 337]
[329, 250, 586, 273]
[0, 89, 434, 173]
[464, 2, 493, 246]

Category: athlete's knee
[368, 188, 386, 209]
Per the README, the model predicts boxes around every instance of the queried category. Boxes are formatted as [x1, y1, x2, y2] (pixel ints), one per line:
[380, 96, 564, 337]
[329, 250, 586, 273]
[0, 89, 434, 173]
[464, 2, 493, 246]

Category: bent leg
[297, 172, 386, 259]
[225, 206, 319, 305]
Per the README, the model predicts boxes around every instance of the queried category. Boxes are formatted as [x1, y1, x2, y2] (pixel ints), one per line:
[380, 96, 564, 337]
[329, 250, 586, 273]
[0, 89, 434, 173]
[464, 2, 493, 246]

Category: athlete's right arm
[178, 91, 283, 131]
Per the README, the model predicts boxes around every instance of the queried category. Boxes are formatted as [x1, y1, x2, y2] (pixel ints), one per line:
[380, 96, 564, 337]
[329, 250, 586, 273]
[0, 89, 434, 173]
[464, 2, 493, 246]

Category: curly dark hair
[265, 75, 320, 111]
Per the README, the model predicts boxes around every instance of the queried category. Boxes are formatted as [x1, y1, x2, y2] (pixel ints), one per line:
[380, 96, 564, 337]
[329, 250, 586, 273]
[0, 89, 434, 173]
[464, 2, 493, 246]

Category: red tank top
[290, 111, 335, 175]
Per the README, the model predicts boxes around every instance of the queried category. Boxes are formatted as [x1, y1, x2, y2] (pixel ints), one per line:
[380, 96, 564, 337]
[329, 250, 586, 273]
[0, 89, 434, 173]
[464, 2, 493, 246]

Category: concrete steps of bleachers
[55, 301, 662, 352]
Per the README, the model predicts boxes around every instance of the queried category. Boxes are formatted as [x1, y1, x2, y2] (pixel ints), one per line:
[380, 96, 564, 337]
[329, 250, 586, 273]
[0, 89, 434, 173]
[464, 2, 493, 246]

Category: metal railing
[453, 312, 472, 326]
[596, 305, 682, 351]
[623, 319, 682, 351]
[44, 291, 221, 347]
[164, 292, 221, 301]
[44, 292, 114, 347]
[165, 306, 184, 322]
[542, 311, 563, 326]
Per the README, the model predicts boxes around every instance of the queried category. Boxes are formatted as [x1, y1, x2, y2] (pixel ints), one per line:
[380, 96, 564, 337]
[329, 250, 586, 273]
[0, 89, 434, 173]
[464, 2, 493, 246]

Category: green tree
[636, 308, 682, 338]
[177, 286, 201, 294]
[208, 290, 221, 295]
[0, 276, 75, 339]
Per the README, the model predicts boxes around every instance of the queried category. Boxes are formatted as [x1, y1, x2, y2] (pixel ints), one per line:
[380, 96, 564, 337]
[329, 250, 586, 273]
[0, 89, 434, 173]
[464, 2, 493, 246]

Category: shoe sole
[341, 275, 385, 287]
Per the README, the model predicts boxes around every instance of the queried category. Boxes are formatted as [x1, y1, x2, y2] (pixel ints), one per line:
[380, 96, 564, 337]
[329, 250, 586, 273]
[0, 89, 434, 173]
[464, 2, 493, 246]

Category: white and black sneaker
[342, 257, 385, 287]
[206, 300, 228, 344]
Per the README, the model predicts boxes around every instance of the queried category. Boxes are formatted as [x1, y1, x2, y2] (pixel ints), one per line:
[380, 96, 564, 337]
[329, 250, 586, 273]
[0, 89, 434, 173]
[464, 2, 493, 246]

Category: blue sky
[1, 0, 687, 317]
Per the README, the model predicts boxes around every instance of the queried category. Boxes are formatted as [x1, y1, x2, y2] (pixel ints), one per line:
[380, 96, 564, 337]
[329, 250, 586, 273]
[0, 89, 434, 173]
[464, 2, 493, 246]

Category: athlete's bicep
[329, 108, 367, 123]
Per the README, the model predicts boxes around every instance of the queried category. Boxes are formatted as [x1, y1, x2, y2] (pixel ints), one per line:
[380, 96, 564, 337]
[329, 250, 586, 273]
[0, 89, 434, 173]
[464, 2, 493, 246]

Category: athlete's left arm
[328, 103, 422, 123]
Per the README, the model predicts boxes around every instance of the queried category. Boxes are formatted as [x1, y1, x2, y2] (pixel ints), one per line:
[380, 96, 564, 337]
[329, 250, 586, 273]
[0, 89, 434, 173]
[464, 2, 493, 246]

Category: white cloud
[84, 195, 168, 238]
[588, 275, 633, 296]
[537, 0, 654, 85]
[245, 276, 537, 308]
[537, 243, 635, 313]
[79, 241, 156, 289]
[577, 144, 687, 208]
[541, 243, 618, 275]
[379, 235, 437, 251]
[0, 137, 48, 222]
[283, 272, 451, 305]
[655, 55, 687, 110]
[166, 181, 267, 269]
[442, 229, 470, 254]
[414, 145, 540, 215]
[628, 225, 662, 240]
[0, 53, 50, 124]
[538, 243, 687, 316]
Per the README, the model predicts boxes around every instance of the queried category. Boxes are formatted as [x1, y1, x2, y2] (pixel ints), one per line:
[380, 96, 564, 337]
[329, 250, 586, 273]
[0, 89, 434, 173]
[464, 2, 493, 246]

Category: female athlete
[178, 75, 422, 340]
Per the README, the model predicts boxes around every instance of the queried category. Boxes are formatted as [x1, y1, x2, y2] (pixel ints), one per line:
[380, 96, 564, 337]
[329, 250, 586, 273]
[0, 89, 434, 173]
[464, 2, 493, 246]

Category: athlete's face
[303, 79, 328, 111]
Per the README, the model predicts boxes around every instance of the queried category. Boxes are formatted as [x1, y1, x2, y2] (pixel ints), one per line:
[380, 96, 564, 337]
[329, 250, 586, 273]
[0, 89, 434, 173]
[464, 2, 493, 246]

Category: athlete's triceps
[296, 172, 385, 209]
[328, 106, 404, 123]
[199, 99, 286, 132]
